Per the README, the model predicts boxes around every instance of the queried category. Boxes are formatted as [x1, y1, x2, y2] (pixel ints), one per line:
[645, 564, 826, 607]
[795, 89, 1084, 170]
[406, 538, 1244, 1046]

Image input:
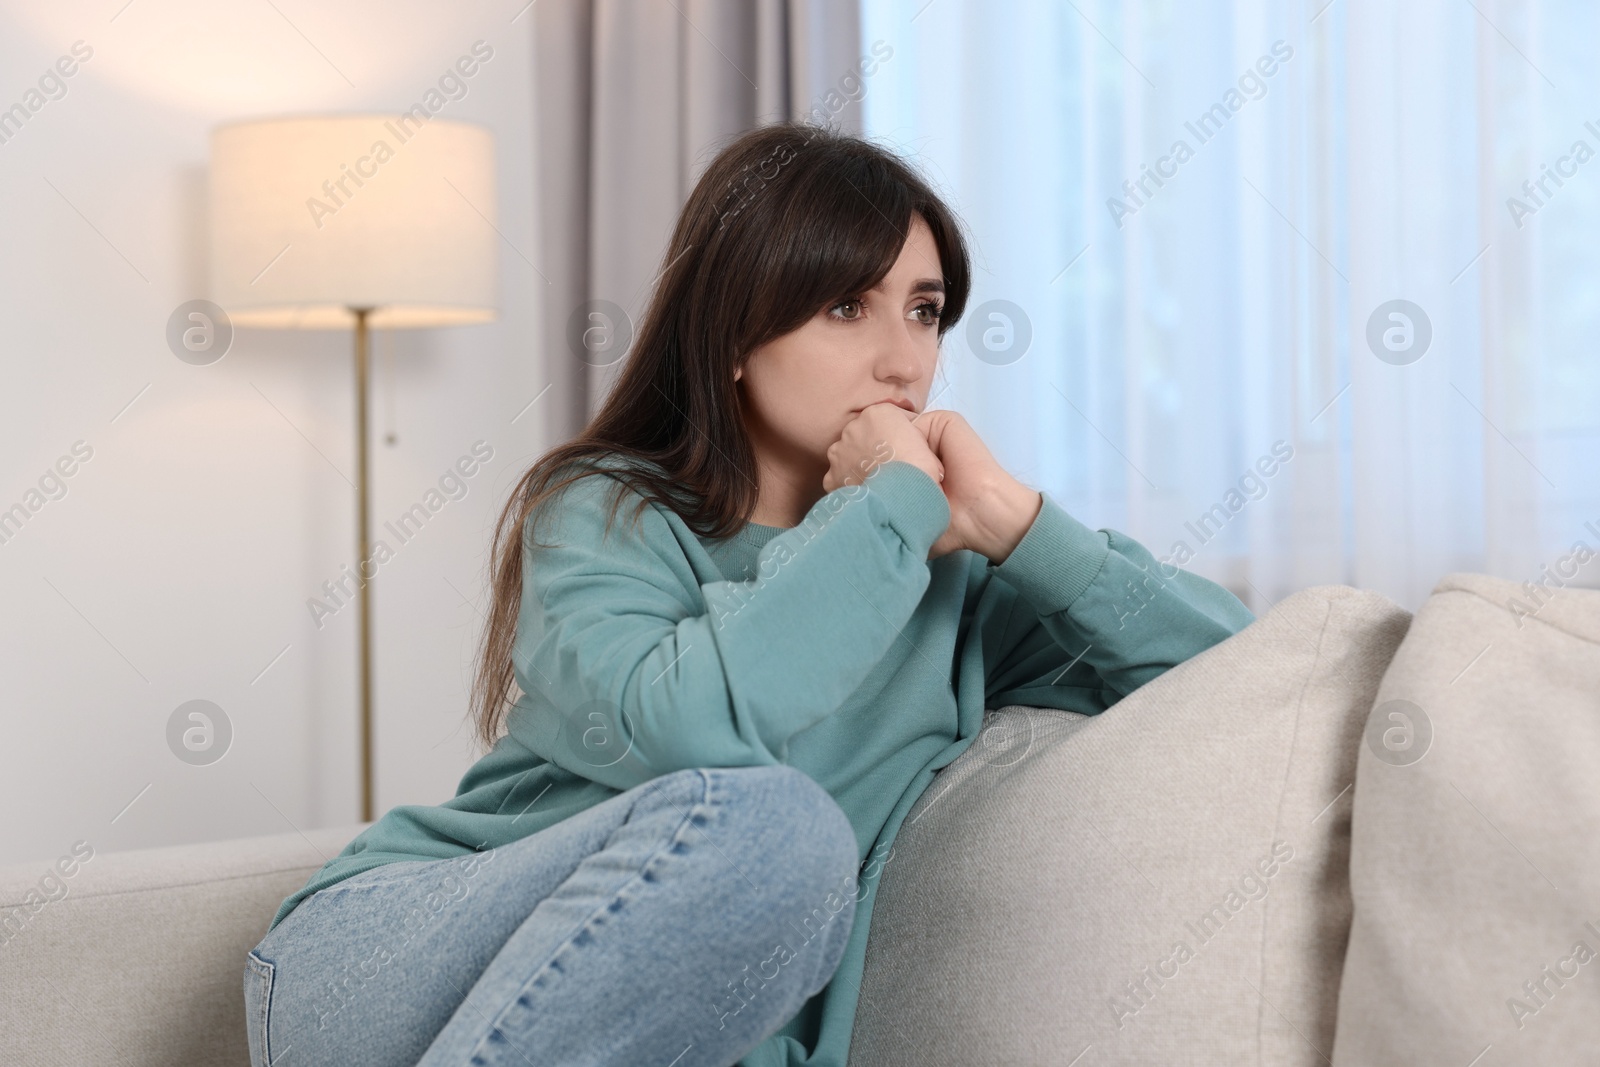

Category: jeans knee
[709, 765, 858, 892]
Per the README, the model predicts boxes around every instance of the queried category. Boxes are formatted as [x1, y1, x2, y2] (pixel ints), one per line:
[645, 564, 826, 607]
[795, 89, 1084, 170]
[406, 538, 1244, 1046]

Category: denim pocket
[244, 949, 276, 1067]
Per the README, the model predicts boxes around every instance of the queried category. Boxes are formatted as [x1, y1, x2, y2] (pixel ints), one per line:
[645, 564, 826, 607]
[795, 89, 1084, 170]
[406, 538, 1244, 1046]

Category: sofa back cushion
[1332, 573, 1600, 1064]
[850, 585, 1410, 1066]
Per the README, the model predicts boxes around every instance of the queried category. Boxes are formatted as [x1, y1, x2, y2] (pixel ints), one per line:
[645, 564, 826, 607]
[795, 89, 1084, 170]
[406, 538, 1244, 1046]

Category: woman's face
[735, 213, 946, 471]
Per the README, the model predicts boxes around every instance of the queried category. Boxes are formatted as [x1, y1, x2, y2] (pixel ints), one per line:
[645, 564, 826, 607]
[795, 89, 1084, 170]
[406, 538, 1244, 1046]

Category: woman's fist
[914, 410, 1041, 562]
[823, 402, 944, 493]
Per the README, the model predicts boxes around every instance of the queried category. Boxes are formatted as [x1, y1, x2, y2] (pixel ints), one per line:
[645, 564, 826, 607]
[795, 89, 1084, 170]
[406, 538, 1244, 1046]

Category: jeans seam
[465, 768, 714, 1062]
[247, 950, 276, 1066]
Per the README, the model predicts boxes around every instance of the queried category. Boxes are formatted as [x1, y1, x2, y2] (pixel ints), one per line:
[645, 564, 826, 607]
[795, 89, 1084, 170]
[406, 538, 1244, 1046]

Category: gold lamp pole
[353, 306, 375, 821]
[209, 115, 498, 826]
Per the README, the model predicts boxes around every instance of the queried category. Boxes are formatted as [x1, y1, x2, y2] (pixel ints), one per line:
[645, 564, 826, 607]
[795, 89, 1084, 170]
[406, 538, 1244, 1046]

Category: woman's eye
[830, 298, 943, 323]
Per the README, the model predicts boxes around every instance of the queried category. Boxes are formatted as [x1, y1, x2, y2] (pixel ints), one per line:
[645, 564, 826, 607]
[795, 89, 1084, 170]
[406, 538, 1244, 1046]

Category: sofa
[3, 573, 1596, 1065]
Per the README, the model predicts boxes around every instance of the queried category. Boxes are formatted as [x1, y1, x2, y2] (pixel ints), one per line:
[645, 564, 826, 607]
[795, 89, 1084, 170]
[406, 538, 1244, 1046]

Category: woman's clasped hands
[822, 402, 1042, 563]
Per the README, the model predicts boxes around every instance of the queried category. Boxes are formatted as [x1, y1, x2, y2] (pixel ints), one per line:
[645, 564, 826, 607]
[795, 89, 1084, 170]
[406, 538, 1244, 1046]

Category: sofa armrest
[851, 585, 1410, 1066]
[0, 823, 366, 1067]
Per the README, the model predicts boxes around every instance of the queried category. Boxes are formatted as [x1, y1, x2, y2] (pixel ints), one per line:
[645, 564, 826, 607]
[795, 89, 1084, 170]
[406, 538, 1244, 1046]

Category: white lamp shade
[209, 114, 498, 329]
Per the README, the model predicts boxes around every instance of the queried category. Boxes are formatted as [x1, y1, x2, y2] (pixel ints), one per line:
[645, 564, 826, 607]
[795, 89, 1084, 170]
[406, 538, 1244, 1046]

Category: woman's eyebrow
[870, 278, 945, 295]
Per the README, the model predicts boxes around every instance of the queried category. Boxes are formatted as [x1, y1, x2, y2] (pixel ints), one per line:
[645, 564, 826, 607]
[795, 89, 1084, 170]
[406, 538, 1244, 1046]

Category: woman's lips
[852, 398, 916, 413]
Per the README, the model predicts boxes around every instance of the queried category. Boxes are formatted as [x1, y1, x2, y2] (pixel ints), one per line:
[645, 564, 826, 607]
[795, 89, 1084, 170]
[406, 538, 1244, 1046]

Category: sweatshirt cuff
[987, 494, 1110, 615]
[858, 460, 951, 555]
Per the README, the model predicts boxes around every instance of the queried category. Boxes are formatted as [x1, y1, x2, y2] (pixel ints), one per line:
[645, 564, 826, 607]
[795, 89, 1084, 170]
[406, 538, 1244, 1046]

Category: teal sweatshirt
[269, 456, 1254, 1066]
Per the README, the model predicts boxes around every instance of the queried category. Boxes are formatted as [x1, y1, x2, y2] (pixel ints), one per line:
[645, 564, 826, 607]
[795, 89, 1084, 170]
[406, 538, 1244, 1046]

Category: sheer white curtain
[862, 0, 1600, 612]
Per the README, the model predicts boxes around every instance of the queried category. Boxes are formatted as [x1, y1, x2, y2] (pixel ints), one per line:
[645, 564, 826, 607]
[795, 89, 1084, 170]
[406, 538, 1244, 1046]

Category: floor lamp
[208, 115, 498, 821]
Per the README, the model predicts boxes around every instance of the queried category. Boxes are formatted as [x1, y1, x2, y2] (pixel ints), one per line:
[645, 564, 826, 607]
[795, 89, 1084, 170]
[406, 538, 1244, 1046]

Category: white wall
[0, 1, 549, 865]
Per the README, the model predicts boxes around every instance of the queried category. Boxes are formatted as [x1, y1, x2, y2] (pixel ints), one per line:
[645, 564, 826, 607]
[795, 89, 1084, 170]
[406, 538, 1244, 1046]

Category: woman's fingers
[911, 408, 946, 449]
[825, 404, 943, 491]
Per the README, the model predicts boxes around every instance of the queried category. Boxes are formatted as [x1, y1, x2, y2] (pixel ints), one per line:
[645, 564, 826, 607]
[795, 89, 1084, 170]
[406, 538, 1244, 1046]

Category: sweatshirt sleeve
[976, 492, 1255, 712]
[507, 459, 952, 791]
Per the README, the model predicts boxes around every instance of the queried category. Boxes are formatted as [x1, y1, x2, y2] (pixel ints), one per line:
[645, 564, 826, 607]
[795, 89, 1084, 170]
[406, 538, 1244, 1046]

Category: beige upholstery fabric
[1332, 573, 1600, 1064]
[850, 585, 1410, 1066]
[0, 823, 365, 1067]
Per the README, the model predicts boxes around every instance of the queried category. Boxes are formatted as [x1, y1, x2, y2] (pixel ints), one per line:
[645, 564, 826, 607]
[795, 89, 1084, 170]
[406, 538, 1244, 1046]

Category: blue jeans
[243, 765, 859, 1067]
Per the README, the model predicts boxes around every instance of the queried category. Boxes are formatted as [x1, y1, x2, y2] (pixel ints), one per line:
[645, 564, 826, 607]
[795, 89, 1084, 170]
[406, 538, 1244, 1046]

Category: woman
[244, 121, 1254, 1067]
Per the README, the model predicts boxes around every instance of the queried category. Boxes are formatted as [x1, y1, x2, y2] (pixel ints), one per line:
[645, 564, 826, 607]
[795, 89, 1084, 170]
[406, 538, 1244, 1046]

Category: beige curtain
[533, 0, 865, 439]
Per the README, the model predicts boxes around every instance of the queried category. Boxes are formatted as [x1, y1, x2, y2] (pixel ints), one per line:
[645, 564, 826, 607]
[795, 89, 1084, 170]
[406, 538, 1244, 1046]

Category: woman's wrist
[971, 476, 1042, 564]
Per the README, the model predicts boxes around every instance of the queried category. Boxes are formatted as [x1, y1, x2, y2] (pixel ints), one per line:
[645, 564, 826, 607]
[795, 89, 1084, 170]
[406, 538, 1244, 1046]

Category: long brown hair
[469, 120, 973, 749]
